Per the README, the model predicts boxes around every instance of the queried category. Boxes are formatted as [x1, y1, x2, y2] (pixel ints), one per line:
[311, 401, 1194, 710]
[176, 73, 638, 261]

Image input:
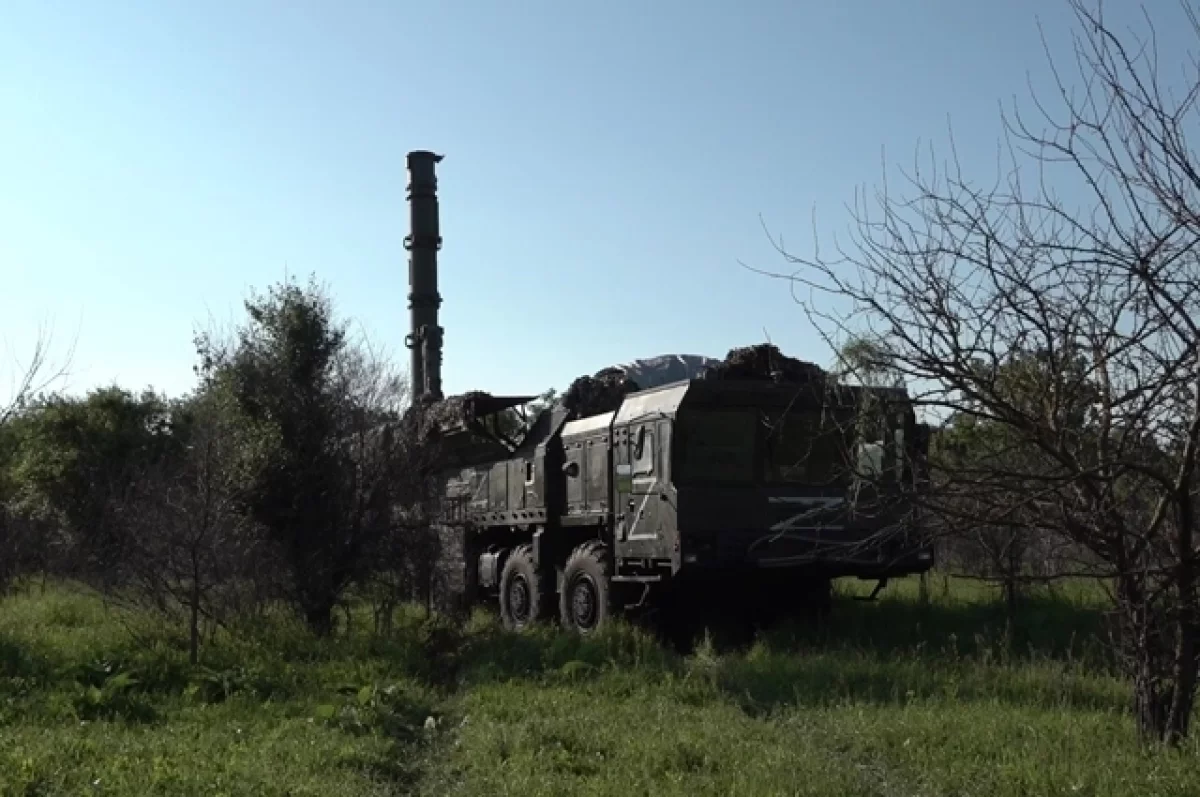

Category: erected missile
[405, 150, 444, 402]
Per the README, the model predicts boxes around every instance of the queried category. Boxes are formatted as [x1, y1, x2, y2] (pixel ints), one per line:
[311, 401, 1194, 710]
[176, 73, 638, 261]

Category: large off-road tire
[499, 545, 551, 632]
[559, 540, 612, 636]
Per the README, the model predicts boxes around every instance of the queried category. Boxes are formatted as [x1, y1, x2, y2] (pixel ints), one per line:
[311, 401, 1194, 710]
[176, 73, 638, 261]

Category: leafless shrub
[106, 392, 275, 662]
[751, 0, 1200, 744]
[1, 321, 74, 426]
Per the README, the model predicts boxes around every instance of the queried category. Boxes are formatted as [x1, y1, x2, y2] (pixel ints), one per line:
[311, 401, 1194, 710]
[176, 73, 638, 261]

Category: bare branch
[749, 0, 1200, 744]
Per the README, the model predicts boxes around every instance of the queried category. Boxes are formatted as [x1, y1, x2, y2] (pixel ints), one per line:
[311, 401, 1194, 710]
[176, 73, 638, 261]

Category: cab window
[633, 427, 655, 476]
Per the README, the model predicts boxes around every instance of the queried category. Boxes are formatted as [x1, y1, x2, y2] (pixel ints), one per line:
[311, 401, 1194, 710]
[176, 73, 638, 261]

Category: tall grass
[0, 575, 1195, 796]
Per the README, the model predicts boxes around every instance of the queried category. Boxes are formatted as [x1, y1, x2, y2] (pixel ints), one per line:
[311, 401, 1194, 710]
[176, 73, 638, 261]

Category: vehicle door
[614, 426, 633, 541]
[622, 422, 662, 556]
[655, 417, 676, 558]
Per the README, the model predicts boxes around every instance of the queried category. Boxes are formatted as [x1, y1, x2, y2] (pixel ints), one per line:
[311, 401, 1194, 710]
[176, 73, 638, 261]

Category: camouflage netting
[563, 367, 641, 417]
[421, 390, 494, 429]
[560, 345, 826, 418]
[701, 343, 825, 384]
[399, 390, 498, 443]
[402, 344, 825, 438]
[615, 354, 721, 390]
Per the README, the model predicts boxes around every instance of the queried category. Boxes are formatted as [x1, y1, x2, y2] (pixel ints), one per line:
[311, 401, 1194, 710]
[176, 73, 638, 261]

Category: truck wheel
[560, 541, 611, 635]
[499, 545, 549, 632]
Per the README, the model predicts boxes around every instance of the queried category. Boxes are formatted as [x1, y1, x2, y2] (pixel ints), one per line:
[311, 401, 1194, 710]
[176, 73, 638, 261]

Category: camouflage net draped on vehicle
[406, 343, 827, 440]
[559, 344, 826, 418]
[562, 368, 641, 417]
[701, 344, 825, 384]
[397, 391, 499, 446]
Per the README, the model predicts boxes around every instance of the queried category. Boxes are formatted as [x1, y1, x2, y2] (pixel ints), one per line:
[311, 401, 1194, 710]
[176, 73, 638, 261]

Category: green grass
[1, 577, 1198, 796]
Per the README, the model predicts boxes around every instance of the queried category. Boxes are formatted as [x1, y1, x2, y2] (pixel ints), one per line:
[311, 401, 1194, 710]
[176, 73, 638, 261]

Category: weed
[1, 576, 1198, 796]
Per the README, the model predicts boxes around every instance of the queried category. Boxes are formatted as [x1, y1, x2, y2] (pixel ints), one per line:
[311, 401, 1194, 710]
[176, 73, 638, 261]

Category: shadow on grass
[0, 579, 1130, 728]
[0, 634, 57, 682]
[337, 754, 425, 792]
[767, 590, 1114, 669]
[713, 642, 1128, 717]
[436, 587, 1128, 716]
[452, 615, 673, 685]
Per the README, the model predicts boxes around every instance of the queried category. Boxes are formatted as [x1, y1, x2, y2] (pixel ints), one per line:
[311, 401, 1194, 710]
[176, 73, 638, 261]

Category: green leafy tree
[929, 345, 1102, 619]
[833, 336, 903, 389]
[194, 276, 415, 635]
[8, 386, 182, 584]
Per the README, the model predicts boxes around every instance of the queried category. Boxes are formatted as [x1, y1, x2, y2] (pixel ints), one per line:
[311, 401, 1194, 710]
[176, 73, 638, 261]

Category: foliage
[192, 275, 423, 636]
[5, 386, 183, 583]
[116, 387, 271, 664]
[833, 335, 903, 389]
[0, 274, 443, 652]
[929, 347, 1106, 612]
[3, 579, 1200, 796]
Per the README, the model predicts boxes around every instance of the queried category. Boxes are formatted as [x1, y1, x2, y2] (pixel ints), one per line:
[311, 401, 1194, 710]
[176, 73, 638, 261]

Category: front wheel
[559, 541, 612, 635]
[499, 545, 550, 631]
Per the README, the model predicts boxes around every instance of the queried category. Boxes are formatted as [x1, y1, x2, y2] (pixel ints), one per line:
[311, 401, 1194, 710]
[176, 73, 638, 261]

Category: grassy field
[1, 576, 1198, 796]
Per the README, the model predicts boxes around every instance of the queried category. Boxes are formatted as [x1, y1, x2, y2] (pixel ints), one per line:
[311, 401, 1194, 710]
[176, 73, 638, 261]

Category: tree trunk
[1160, 583, 1199, 745]
[1134, 659, 1170, 744]
[1164, 626, 1197, 745]
[1130, 636, 1193, 746]
[373, 591, 396, 636]
[189, 550, 202, 665]
[304, 602, 335, 637]
[1119, 571, 1198, 745]
[189, 591, 200, 666]
[1165, 495, 1199, 744]
[1003, 574, 1020, 620]
[1004, 529, 1022, 623]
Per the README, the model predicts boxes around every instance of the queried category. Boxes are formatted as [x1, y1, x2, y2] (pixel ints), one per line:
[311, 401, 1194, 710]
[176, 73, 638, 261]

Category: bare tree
[116, 395, 269, 664]
[0, 324, 74, 593]
[1, 322, 74, 426]
[331, 328, 445, 629]
[923, 352, 1102, 624]
[752, 0, 1200, 744]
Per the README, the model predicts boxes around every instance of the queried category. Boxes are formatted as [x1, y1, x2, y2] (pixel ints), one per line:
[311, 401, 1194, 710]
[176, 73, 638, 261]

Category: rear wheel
[559, 541, 611, 635]
[499, 545, 550, 631]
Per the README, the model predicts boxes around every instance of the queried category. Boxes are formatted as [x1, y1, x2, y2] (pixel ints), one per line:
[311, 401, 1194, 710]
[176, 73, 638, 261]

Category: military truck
[424, 368, 932, 635]
[399, 150, 933, 636]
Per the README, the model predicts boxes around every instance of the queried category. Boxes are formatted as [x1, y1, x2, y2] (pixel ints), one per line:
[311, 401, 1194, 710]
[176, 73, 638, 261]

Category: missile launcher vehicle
[401, 151, 934, 635]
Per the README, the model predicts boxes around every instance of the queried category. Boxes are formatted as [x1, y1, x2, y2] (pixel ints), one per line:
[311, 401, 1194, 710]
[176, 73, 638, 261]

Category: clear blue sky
[1, 0, 1188, 402]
